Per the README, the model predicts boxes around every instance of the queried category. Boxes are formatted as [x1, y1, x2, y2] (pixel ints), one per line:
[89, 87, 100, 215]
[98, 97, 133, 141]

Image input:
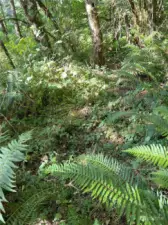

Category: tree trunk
[10, 0, 22, 38]
[0, 40, 15, 69]
[146, 0, 154, 33]
[0, 20, 8, 37]
[85, 0, 105, 66]
[35, 0, 59, 31]
[152, 0, 164, 30]
[128, 0, 140, 26]
[0, 1, 8, 40]
[20, 0, 51, 49]
[35, 0, 70, 52]
[125, 14, 131, 42]
[0, 1, 7, 28]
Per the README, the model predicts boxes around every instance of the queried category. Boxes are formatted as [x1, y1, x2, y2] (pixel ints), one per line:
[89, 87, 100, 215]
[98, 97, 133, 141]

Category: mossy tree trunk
[85, 0, 105, 66]
[20, 0, 51, 49]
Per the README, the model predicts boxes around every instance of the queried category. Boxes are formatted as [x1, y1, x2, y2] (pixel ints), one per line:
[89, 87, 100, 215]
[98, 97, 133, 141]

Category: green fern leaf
[6, 183, 58, 225]
[47, 158, 161, 224]
[152, 170, 168, 188]
[125, 145, 168, 168]
[0, 131, 32, 223]
[78, 153, 143, 186]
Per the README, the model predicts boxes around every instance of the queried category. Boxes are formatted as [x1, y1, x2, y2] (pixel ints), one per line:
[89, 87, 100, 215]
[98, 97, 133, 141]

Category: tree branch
[0, 17, 30, 26]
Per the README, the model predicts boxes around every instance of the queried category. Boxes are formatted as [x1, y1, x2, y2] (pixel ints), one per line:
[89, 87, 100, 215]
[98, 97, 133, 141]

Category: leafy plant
[6, 182, 58, 225]
[0, 131, 32, 223]
[46, 144, 168, 225]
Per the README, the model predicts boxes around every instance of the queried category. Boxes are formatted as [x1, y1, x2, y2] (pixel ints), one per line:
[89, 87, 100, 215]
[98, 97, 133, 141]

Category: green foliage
[152, 170, 168, 188]
[149, 106, 168, 138]
[6, 37, 37, 57]
[0, 0, 168, 224]
[0, 131, 32, 223]
[125, 144, 168, 190]
[6, 183, 58, 225]
[46, 150, 168, 225]
[117, 39, 168, 82]
[125, 145, 168, 168]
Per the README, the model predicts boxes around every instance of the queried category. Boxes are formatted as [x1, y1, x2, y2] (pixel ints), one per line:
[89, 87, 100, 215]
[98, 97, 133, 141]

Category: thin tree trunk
[0, 20, 8, 37]
[35, 0, 59, 31]
[35, 0, 69, 52]
[128, 0, 140, 26]
[20, 0, 51, 49]
[85, 0, 105, 66]
[0, 1, 7, 28]
[10, 0, 22, 38]
[0, 40, 15, 69]
[125, 14, 131, 42]
[0, 1, 9, 40]
[152, 0, 164, 29]
[146, 0, 154, 33]
[113, 9, 122, 42]
[1, 17, 29, 26]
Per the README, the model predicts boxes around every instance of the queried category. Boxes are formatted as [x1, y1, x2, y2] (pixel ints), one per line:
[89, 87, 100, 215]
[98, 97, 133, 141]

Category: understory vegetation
[0, 0, 168, 224]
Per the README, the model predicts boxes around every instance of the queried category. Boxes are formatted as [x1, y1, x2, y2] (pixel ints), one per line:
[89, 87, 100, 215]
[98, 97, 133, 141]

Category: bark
[146, 0, 154, 33]
[36, 0, 58, 30]
[128, 0, 140, 26]
[152, 0, 164, 29]
[152, 0, 157, 23]
[1, 17, 29, 26]
[35, 0, 69, 52]
[20, 0, 51, 49]
[0, 1, 9, 40]
[113, 9, 122, 41]
[0, 20, 8, 36]
[125, 14, 131, 42]
[0, 40, 15, 69]
[10, 0, 22, 38]
[144, 0, 148, 11]
[85, 0, 105, 66]
[0, 1, 7, 28]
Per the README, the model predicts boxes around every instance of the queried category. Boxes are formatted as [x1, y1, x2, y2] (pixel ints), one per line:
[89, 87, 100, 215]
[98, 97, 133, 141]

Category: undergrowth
[1, 30, 168, 225]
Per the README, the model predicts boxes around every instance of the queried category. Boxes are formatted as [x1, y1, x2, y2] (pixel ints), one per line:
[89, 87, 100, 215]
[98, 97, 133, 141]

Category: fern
[125, 144, 168, 168]
[47, 162, 141, 224]
[145, 106, 168, 138]
[117, 43, 166, 82]
[125, 144, 168, 189]
[46, 154, 168, 225]
[149, 114, 168, 138]
[152, 170, 168, 188]
[6, 182, 58, 225]
[154, 106, 168, 121]
[78, 153, 145, 186]
[105, 111, 136, 124]
[0, 131, 32, 223]
[0, 132, 10, 145]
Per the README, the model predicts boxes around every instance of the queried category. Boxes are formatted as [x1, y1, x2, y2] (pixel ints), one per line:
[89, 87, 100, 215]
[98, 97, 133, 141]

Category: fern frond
[154, 106, 168, 120]
[6, 183, 58, 225]
[0, 132, 10, 145]
[0, 131, 32, 223]
[152, 170, 168, 188]
[47, 159, 163, 224]
[78, 153, 143, 186]
[125, 145, 168, 168]
[149, 114, 168, 137]
[105, 111, 136, 124]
